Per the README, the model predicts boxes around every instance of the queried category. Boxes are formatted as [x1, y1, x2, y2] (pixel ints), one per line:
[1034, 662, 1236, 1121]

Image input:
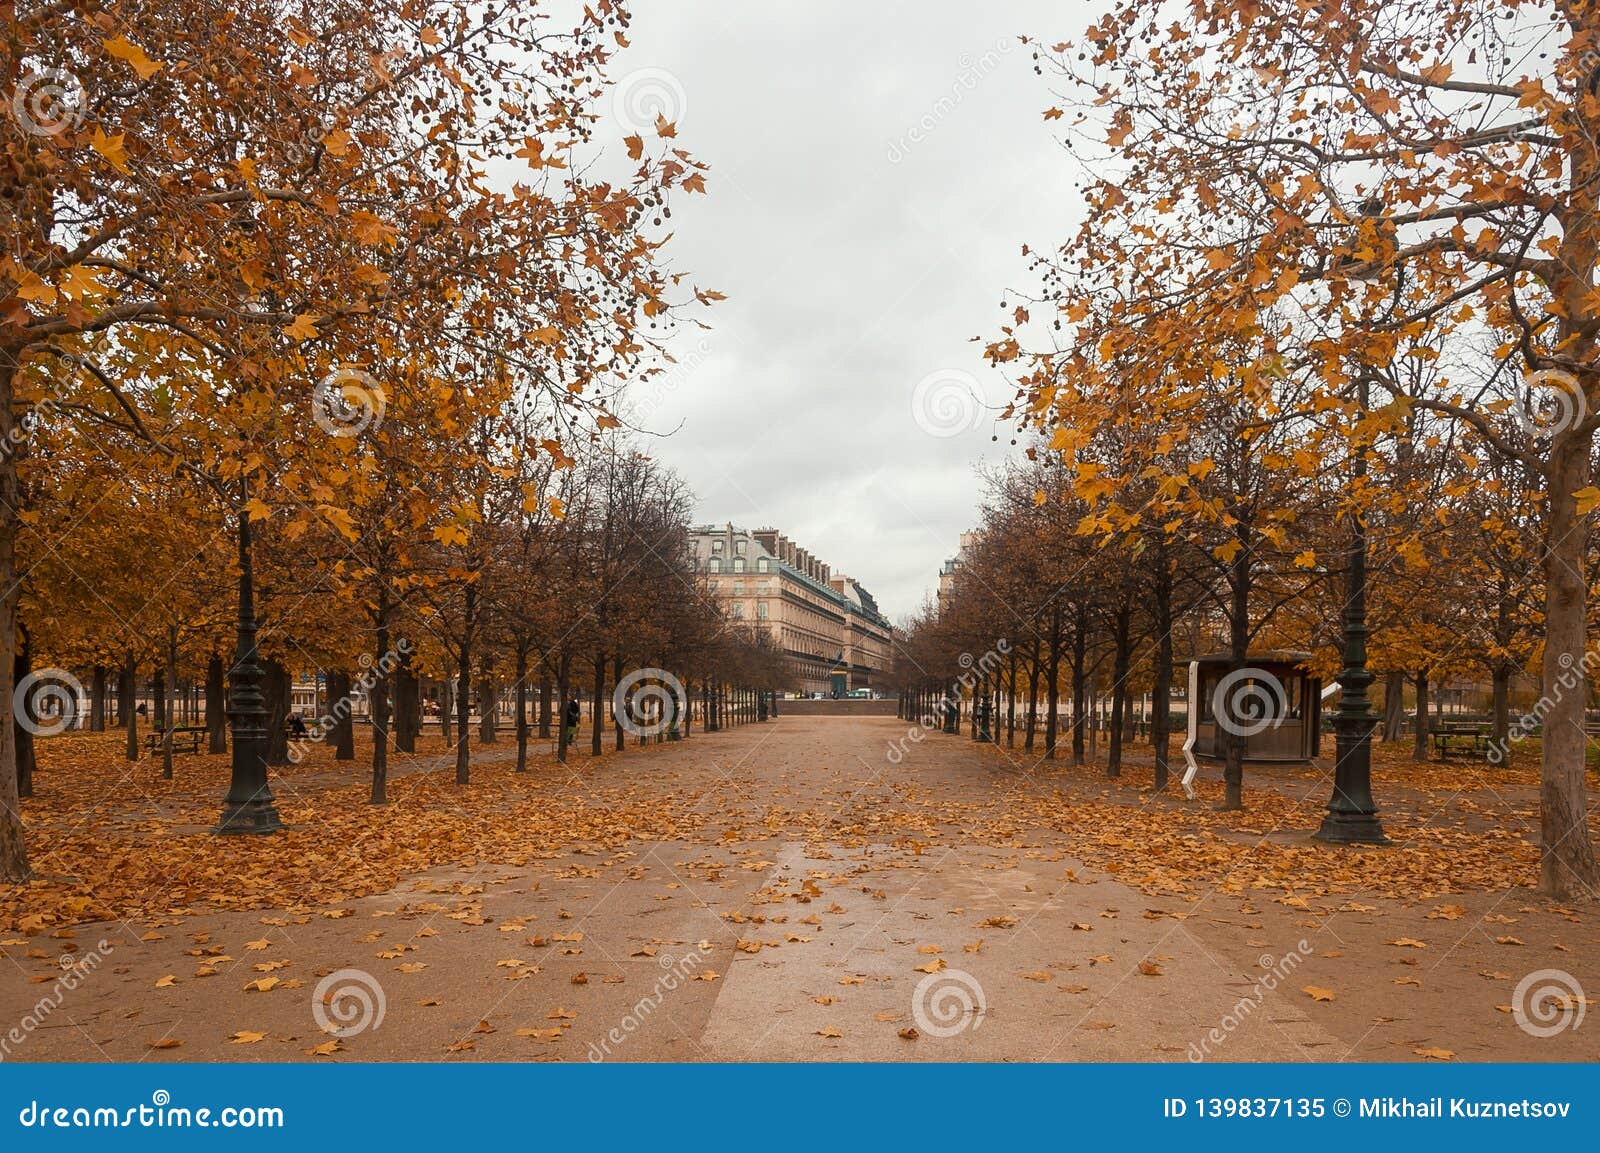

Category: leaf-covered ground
[1, 718, 1594, 1062]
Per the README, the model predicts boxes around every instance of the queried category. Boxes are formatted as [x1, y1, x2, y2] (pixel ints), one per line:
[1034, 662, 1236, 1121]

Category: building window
[757, 602, 769, 620]
[736, 539, 746, 556]
[757, 557, 769, 572]
[711, 540, 723, 554]
[708, 558, 721, 574]
[731, 601, 745, 619]
[733, 582, 744, 596]
[733, 557, 746, 573]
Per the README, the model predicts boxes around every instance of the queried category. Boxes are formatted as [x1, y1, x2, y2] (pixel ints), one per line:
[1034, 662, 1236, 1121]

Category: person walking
[564, 696, 580, 746]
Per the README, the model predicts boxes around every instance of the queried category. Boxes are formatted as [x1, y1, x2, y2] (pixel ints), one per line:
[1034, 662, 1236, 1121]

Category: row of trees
[924, 0, 1597, 895]
[892, 442, 1555, 790]
[24, 439, 789, 785]
[0, 1, 738, 879]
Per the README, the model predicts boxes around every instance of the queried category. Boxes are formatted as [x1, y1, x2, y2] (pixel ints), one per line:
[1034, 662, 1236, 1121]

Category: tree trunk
[1219, 532, 1251, 811]
[1538, 426, 1599, 894]
[538, 675, 552, 738]
[0, 356, 29, 880]
[1108, 602, 1131, 778]
[1005, 652, 1017, 747]
[1412, 670, 1430, 762]
[455, 644, 472, 785]
[90, 664, 107, 732]
[1381, 670, 1405, 742]
[454, 579, 476, 784]
[327, 669, 356, 760]
[515, 644, 530, 772]
[556, 654, 571, 765]
[1044, 606, 1061, 759]
[162, 621, 177, 780]
[394, 659, 418, 754]
[613, 654, 625, 751]
[1151, 555, 1174, 792]
[115, 658, 129, 728]
[263, 658, 290, 766]
[478, 672, 498, 745]
[1071, 605, 1088, 763]
[591, 652, 605, 756]
[13, 632, 34, 799]
[371, 615, 391, 805]
[1490, 661, 1512, 756]
[1024, 637, 1040, 754]
[123, 653, 139, 762]
[205, 652, 227, 753]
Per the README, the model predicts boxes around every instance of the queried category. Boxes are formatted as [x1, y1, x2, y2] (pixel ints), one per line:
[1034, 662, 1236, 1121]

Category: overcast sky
[602, 1, 1091, 621]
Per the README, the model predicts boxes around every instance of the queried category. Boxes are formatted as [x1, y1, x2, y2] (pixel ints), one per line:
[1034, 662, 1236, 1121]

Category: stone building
[937, 530, 983, 616]
[689, 524, 893, 696]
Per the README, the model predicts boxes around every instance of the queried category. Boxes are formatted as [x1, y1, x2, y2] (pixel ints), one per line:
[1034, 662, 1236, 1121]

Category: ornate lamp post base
[1313, 806, 1389, 845]
[217, 796, 284, 836]
[1313, 690, 1390, 846]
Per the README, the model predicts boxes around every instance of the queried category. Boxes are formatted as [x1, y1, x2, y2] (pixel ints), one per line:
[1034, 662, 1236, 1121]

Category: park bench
[1431, 721, 1490, 760]
[145, 725, 207, 755]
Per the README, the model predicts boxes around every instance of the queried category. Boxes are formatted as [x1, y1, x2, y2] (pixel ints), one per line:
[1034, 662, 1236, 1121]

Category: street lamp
[1315, 198, 1391, 846]
[216, 475, 282, 834]
[216, 210, 283, 835]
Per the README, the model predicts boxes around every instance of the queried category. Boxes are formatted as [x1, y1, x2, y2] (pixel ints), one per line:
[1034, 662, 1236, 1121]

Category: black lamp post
[215, 479, 283, 835]
[1315, 200, 1391, 846]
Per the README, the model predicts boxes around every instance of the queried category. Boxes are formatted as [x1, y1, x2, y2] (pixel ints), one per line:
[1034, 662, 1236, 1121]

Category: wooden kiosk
[1181, 651, 1322, 796]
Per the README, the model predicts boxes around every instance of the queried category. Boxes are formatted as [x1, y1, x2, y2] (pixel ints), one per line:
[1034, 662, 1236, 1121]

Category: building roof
[690, 523, 891, 630]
